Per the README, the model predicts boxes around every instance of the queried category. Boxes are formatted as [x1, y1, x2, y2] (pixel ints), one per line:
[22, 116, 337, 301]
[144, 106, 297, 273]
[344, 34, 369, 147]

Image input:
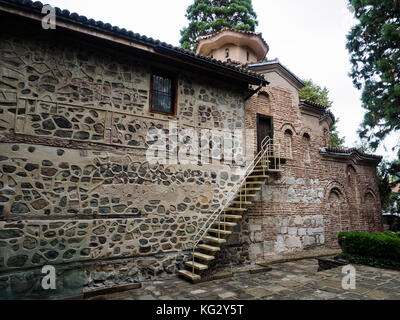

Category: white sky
[42, 0, 399, 160]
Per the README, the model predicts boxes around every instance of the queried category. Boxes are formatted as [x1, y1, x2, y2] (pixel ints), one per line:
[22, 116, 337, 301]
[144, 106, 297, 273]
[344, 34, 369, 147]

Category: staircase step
[221, 214, 243, 220]
[224, 207, 247, 213]
[230, 201, 252, 205]
[185, 261, 208, 271]
[198, 244, 221, 252]
[244, 181, 265, 185]
[267, 169, 284, 173]
[213, 221, 237, 227]
[177, 270, 201, 281]
[239, 188, 261, 192]
[209, 228, 232, 236]
[236, 194, 257, 198]
[247, 175, 269, 179]
[251, 169, 268, 173]
[203, 236, 226, 244]
[193, 252, 215, 262]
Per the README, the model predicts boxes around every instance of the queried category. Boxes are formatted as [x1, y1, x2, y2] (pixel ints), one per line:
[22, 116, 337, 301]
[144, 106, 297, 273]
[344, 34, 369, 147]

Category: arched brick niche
[362, 189, 380, 233]
[324, 182, 350, 247]
[346, 164, 360, 204]
[280, 123, 296, 159]
[302, 132, 311, 162]
[321, 125, 330, 147]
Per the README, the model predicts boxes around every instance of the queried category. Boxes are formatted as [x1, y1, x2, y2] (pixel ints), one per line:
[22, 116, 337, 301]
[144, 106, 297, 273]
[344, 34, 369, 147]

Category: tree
[378, 157, 400, 214]
[299, 79, 333, 107]
[299, 79, 346, 148]
[180, 0, 258, 51]
[346, 0, 400, 151]
[347, 0, 400, 215]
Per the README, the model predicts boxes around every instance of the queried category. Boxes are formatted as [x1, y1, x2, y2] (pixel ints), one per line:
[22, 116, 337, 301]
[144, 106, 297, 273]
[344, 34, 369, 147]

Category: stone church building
[0, 0, 382, 295]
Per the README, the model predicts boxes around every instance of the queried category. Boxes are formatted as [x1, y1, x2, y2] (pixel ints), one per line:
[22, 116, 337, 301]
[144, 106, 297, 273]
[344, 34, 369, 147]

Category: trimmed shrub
[337, 253, 400, 270]
[384, 231, 398, 238]
[338, 231, 400, 262]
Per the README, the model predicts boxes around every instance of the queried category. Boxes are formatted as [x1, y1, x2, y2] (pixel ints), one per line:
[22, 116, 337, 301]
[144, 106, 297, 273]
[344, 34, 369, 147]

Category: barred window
[150, 73, 177, 115]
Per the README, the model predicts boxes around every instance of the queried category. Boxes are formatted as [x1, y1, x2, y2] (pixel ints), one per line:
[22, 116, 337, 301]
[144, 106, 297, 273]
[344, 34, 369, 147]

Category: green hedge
[337, 253, 400, 270]
[338, 231, 400, 262]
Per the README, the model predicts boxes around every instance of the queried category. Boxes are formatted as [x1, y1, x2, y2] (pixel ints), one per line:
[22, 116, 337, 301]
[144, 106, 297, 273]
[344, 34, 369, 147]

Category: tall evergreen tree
[299, 79, 346, 148]
[346, 0, 400, 151]
[347, 0, 400, 214]
[180, 0, 258, 51]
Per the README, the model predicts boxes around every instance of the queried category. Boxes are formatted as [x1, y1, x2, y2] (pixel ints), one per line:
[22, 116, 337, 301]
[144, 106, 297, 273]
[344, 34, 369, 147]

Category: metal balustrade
[178, 136, 283, 282]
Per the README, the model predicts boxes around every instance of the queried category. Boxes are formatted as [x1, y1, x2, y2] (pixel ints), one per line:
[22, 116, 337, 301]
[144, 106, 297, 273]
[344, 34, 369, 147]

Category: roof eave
[0, 0, 266, 86]
[319, 148, 383, 165]
[248, 61, 305, 90]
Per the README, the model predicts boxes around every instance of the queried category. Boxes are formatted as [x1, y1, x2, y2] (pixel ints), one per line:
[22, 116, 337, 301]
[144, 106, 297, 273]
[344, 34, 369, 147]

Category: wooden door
[257, 115, 273, 152]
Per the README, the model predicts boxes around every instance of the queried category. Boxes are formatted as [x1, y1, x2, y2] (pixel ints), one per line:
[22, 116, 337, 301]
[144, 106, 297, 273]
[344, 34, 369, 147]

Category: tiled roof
[300, 100, 335, 123]
[197, 27, 269, 48]
[320, 147, 383, 162]
[299, 99, 329, 110]
[0, 0, 267, 85]
[319, 111, 336, 124]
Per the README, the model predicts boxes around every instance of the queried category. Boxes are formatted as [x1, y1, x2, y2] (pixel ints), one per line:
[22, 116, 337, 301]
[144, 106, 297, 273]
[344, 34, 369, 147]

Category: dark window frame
[149, 71, 178, 116]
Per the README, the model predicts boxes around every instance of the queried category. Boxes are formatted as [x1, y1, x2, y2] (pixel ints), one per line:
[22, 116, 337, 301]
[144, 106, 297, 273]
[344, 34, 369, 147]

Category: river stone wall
[0, 28, 250, 297]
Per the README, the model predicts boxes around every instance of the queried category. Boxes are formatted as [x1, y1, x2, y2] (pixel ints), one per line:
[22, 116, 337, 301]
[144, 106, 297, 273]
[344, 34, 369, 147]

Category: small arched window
[303, 133, 311, 162]
[226, 48, 230, 58]
[284, 129, 293, 159]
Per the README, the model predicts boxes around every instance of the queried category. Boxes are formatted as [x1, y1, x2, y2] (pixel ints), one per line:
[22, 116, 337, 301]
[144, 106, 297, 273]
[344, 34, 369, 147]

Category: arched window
[303, 133, 311, 162]
[226, 48, 230, 58]
[284, 129, 293, 159]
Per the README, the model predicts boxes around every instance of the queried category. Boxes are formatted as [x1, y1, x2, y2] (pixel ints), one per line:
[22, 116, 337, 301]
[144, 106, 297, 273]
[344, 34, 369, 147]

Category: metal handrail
[188, 136, 282, 273]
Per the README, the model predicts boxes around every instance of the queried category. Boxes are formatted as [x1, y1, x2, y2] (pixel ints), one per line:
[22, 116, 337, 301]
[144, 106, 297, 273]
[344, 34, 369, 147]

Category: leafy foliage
[338, 231, 400, 262]
[299, 79, 346, 148]
[346, 0, 400, 150]
[347, 1, 400, 216]
[337, 252, 400, 270]
[299, 79, 333, 107]
[180, 0, 258, 51]
[378, 158, 400, 214]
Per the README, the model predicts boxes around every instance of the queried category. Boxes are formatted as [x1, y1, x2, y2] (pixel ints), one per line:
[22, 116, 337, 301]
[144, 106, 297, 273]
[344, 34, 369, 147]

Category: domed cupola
[195, 28, 269, 65]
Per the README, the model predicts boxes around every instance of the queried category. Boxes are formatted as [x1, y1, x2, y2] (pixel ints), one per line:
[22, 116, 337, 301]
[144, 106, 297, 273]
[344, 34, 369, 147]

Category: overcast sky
[43, 0, 398, 160]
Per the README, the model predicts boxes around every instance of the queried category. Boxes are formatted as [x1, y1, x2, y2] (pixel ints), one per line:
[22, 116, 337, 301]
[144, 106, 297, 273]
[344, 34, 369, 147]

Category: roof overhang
[299, 100, 335, 127]
[319, 147, 383, 166]
[196, 29, 269, 62]
[0, 0, 268, 87]
[248, 61, 305, 91]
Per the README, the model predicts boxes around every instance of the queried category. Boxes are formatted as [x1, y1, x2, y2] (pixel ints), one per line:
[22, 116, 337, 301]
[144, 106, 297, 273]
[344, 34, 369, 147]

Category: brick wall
[244, 85, 383, 262]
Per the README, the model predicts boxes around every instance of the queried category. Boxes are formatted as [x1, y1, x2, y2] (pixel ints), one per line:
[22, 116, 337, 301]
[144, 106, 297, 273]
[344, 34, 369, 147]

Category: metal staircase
[178, 137, 283, 282]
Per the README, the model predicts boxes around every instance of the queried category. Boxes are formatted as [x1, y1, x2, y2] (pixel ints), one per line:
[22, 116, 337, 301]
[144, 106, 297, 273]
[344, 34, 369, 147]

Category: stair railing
[188, 136, 282, 274]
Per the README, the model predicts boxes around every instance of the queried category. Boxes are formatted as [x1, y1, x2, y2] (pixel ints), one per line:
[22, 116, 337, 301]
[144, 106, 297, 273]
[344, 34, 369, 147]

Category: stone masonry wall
[0, 25, 249, 296]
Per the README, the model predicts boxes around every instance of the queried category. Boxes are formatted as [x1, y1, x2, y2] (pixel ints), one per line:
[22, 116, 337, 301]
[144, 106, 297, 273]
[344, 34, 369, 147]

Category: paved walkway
[88, 259, 400, 300]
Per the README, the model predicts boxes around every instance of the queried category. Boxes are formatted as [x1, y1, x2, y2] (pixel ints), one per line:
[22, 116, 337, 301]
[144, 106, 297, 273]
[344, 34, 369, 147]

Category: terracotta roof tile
[0, 0, 267, 84]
